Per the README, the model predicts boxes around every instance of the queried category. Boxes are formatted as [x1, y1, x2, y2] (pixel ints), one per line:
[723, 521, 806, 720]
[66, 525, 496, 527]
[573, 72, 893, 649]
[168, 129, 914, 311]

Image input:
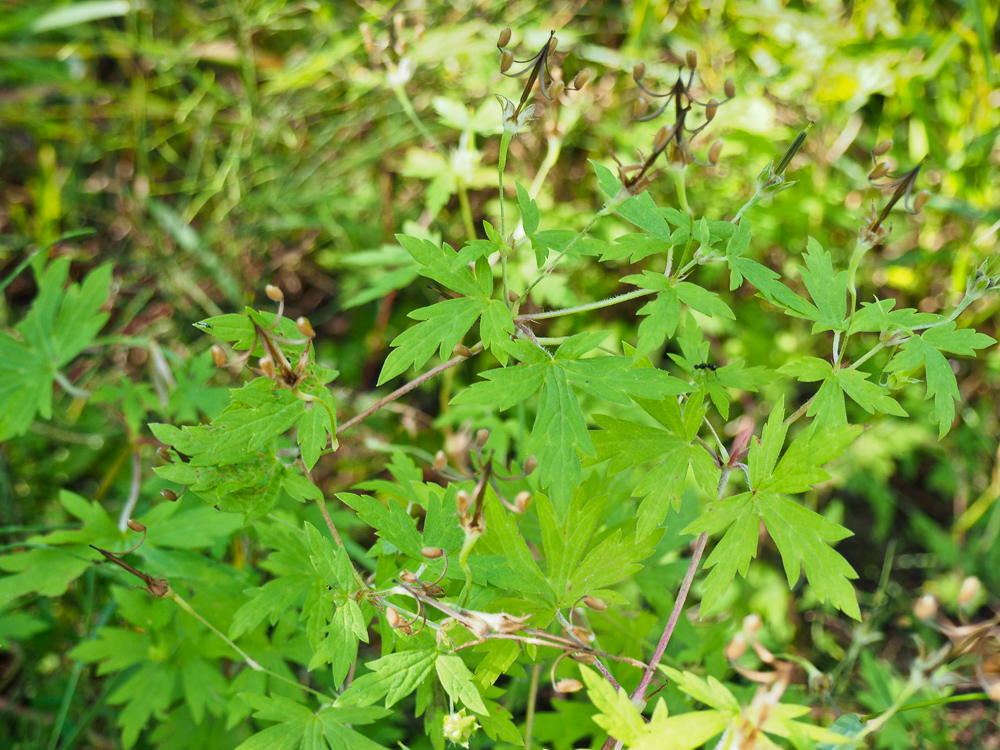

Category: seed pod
[514, 491, 532, 513]
[394, 38, 407, 56]
[453, 343, 473, 357]
[156, 446, 172, 463]
[913, 593, 938, 620]
[725, 632, 748, 660]
[632, 96, 649, 119]
[705, 98, 719, 121]
[555, 678, 583, 693]
[989, 682, 1000, 702]
[573, 69, 591, 89]
[265, 284, 283, 301]
[524, 456, 538, 474]
[399, 570, 417, 583]
[742, 613, 762, 635]
[869, 162, 890, 180]
[497, 27, 511, 49]
[686, 50, 698, 70]
[127, 519, 146, 533]
[654, 124, 672, 152]
[568, 626, 595, 643]
[211, 345, 227, 367]
[433, 450, 448, 471]
[709, 139, 724, 165]
[724, 78, 736, 98]
[633, 62, 646, 83]
[259, 356, 276, 378]
[959, 576, 981, 607]
[421, 546, 444, 559]
[160, 489, 178, 502]
[386, 607, 401, 628]
[872, 139, 893, 157]
[296, 316, 316, 338]
[508, 288, 519, 303]
[476, 429, 490, 447]
[414, 24, 425, 41]
[913, 189, 931, 212]
[569, 652, 596, 665]
[548, 36, 558, 55]
[456, 489, 471, 513]
[500, 49, 514, 73]
[360, 23, 374, 55]
[548, 80, 565, 100]
[583, 595, 607, 611]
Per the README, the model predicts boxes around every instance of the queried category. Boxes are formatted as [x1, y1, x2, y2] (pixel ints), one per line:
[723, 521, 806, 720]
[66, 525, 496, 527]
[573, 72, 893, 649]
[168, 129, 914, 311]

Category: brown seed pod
[211, 345, 227, 367]
[555, 678, 583, 693]
[549, 80, 565, 100]
[913, 189, 931, 212]
[265, 284, 283, 301]
[632, 96, 649, 119]
[399, 570, 417, 583]
[686, 50, 698, 70]
[259, 356, 276, 378]
[724, 78, 736, 99]
[498, 27, 511, 49]
[514, 491, 532, 513]
[156, 446, 172, 463]
[433, 451, 448, 471]
[386, 607, 401, 628]
[725, 631, 748, 660]
[569, 652, 596, 665]
[742, 613, 762, 635]
[456, 489, 471, 513]
[959, 575, 981, 606]
[476, 429, 490, 448]
[421, 546, 445, 559]
[705, 98, 719, 121]
[633, 61, 646, 83]
[573, 69, 591, 89]
[654, 124, 672, 152]
[127, 519, 146, 533]
[453, 343, 473, 358]
[583, 595, 607, 611]
[708, 139, 724, 165]
[872, 139, 893, 157]
[913, 593, 938, 620]
[160, 489, 178, 502]
[296, 316, 316, 339]
[500, 49, 514, 73]
[548, 36, 558, 55]
[869, 162, 890, 180]
[524, 456, 538, 474]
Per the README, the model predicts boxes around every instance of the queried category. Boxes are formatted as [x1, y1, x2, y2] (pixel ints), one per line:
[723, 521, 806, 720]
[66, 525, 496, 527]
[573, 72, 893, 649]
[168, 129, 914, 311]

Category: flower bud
[549, 80, 565, 100]
[433, 450, 448, 471]
[456, 489, 471, 513]
[725, 631, 748, 660]
[742, 613, 762, 635]
[452, 343, 472, 357]
[705, 98, 719, 121]
[869, 162, 890, 180]
[708, 139, 724, 165]
[476, 429, 490, 447]
[633, 62, 646, 83]
[386, 607, 401, 628]
[632, 96, 649, 119]
[583, 595, 607, 611]
[296, 316, 316, 338]
[500, 49, 514, 73]
[959, 576, 981, 607]
[573, 69, 591, 89]
[555, 678, 583, 693]
[913, 593, 938, 620]
[265, 284, 283, 302]
[498, 27, 511, 49]
[568, 626, 595, 643]
[127, 519, 146, 533]
[724, 78, 736, 98]
[259, 356, 276, 378]
[548, 36, 558, 55]
[514, 490, 532, 513]
[654, 124, 672, 152]
[872, 139, 893, 157]
[160, 489, 178, 502]
[211, 345, 227, 367]
[508, 288, 519, 303]
[569, 652, 596, 664]
[156, 446, 172, 463]
[913, 189, 931, 212]
[686, 50, 698, 70]
[421, 546, 444, 559]
[524, 456, 538, 474]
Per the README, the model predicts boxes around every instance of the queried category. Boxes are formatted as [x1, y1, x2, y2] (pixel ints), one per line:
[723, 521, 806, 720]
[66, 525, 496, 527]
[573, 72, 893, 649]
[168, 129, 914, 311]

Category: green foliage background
[1, 0, 999, 748]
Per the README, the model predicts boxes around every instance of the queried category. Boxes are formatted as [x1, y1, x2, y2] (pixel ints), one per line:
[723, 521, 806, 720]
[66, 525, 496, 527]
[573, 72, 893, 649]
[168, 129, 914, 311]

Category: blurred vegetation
[1, 0, 999, 748]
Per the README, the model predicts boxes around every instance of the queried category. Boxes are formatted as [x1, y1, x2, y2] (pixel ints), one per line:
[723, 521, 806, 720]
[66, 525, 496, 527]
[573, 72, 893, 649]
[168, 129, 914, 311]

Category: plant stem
[53, 370, 90, 399]
[116, 450, 142, 532]
[524, 663, 541, 750]
[456, 177, 476, 240]
[392, 83, 444, 152]
[516, 289, 654, 323]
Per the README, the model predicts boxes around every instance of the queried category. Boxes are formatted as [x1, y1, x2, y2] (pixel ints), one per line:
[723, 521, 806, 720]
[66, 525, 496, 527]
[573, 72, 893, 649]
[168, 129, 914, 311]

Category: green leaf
[579, 666, 646, 746]
[635, 288, 681, 357]
[726, 219, 817, 319]
[536, 491, 608, 606]
[529, 366, 591, 513]
[297, 388, 337, 470]
[592, 161, 672, 241]
[516, 182, 539, 235]
[848, 298, 941, 335]
[396, 234, 480, 297]
[798, 237, 848, 332]
[379, 297, 482, 385]
[337, 492, 424, 559]
[436, 655, 488, 713]
[336, 649, 438, 708]
[483, 491, 552, 597]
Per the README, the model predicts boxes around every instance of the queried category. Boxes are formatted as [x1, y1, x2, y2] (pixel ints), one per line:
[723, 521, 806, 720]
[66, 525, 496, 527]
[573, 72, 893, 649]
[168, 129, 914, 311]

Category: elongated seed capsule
[569, 652, 596, 664]
[399, 570, 417, 583]
[913, 189, 931, 212]
[583, 595, 607, 611]
[433, 450, 447, 471]
[160, 489, 178, 502]
[725, 631, 748, 660]
[421, 546, 444, 559]
[259, 356, 275, 378]
[632, 96, 649, 119]
[500, 49, 514, 72]
[869, 162, 890, 180]
[548, 36, 558, 54]
[514, 490, 532, 513]
[555, 678, 583, 693]
[709, 139, 724, 165]
[633, 61, 646, 82]
[386, 607, 401, 627]
[265, 284, 283, 301]
[872, 139, 893, 156]
[498, 27, 511, 49]
[686, 50, 698, 70]
[724, 78, 736, 98]
[705, 98, 719, 121]
[524, 456, 538, 474]
[456, 489, 471, 513]
[548, 80, 565, 99]
[573, 69, 591, 89]
[476, 429, 489, 447]
[508, 289, 519, 303]
[654, 124, 671, 151]
[211, 345, 227, 367]
[127, 519, 146, 533]
[296, 316, 316, 338]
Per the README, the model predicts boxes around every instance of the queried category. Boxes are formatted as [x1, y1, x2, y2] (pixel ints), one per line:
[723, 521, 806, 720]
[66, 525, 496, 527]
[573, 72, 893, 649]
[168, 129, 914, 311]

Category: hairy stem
[516, 288, 654, 323]
[524, 663, 542, 750]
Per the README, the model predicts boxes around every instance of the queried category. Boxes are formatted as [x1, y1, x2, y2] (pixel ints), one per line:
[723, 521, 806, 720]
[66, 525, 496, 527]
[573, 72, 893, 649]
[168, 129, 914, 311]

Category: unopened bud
[456, 489, 471, 513]
[296, 316, 316, 338]
[524, 456, 538, 474]
[386, 607, 401, 627]
[421, 546, 444, 559]
[433, 450, 448, 471]
[514, 490, 532, 513]
[633, 62, 646, 83]
[708, 139, 724, 165]
[686, 50, 698, 70]
[583, 595, 607, 611]
[259, 356, 276, 378]
[632, 96, 649, 119]
[498, 27, 511, 49]
[500, 49, 514, 73]
[742, 613, 762, 635]
[914, 593, 938, 620]
[555, 678, 583, 693]
[569, 652, 596, 664]
[476, 429, 490, 447]
[156, 446, 172, 463]
[724, 78, 736, 98]
[211, 345, 227, 367]
[573, 69, 591, 89]
[453, 343, 473, 358]
[127, 519, 146, 533]
[872, 139, 893, 157]
[913, 189, 931, 212]
[654, 124, 672, 152]
[160, 489, 178, 502]
[508, 288, 519, 303]
[548, 36, 558, 55]
[726, 631, 748, 660]
[958, 576, 981, 607]
[568, 626, 595, 643]
[360, 23, 374, 55]
[265, 284, 283, 301]
[399, 570, 417, 583]
[549, 80, 565, 99]
[869, 162, 890, 180]
[705, 98, 719, 121]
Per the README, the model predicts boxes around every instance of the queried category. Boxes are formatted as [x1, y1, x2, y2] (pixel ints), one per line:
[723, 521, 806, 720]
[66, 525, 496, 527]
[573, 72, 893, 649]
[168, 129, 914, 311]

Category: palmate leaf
[779, 358, 906, 426]
[235, 694, 390, 750]
[725, 219, 817, 319]
[336, 649, 439, 708]
[797, 238, 848, 332]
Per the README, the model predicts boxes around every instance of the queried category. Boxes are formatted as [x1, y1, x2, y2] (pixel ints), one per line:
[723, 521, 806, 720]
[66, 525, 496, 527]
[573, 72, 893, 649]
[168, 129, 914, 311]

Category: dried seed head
[160, 489, 178, 502]
[913, 189, 931, 212]
[632, 96, 649, 119]
[399, 570, 417, 583]
[568, 626, 595, 643]
[583, 595, 607, 611]
[500, 49, 514, 73]
[476, 429, 490, 447]
[456, 489, 471, 513]
[549, 80, 565, 100]
[296, 316, 316, 338]
[708, 139, 724, 165]
[913, 593, 938, 620]
[265, 284, 283, 301]
[421, 546, 445, 559]
[548, 35, 558, 55]
[959, 576, 981, 607]
[524, 456, 538, 474]
[452, 343, 473, 358]
[872, 139, 893, 157]
[686, 50, 698, 70]
[555, 678, 583, 693]
[724, 78, 736, 99]
[498, 27, 511, 49]
[259, 356, 276, 378]
[127, 519, 146, 533]
[569, 651, 596, 664]
[156, 446, 172, 463]
[433, 450, 448, 471]
[742, 613, 762, 635]
[725, 631, 748, 660]
[633, 62, 646, 83]
[211, 345, 227, 367]
[869, 162, 890, 180]
[573, 69, 591, 89]
[514, 490, 532, 513]
[386, 607, 401, 628]
[654, 124, 672, 152]
[705, 98, 719, 121]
